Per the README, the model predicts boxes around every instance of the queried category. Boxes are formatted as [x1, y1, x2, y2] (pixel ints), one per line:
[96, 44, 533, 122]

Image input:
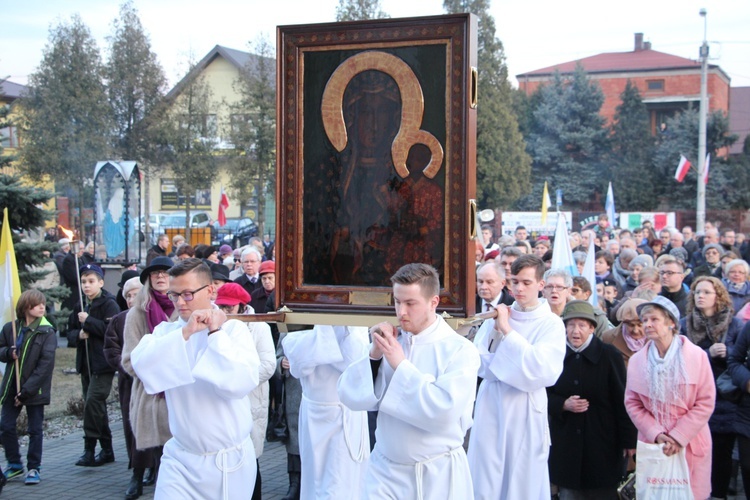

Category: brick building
[516, 33, 731, 135]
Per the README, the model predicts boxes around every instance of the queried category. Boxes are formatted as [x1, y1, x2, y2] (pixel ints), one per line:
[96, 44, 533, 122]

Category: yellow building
[147, 45, 276, 238]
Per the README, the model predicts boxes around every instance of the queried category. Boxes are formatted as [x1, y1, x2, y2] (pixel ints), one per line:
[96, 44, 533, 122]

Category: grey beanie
[702, 243, 724, 257]
[629, 254, 654, 270]
[669, 247, 689, 262]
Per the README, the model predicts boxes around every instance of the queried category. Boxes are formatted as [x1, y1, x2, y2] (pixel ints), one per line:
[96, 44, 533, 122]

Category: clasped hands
[182, 309, 227, 340]
[656, 432, 682, 456]
[369, 322, 405, 370]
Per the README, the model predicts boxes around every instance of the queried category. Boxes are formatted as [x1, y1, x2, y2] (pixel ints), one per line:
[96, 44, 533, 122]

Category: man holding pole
[67, 264, 120, 467]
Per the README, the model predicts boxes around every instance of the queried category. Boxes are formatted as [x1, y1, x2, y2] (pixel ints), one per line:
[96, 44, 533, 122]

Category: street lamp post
[696, 8, 709, 233]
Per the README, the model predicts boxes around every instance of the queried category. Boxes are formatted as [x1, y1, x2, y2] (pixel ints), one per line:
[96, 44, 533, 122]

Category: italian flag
[674, 155, 691, 182]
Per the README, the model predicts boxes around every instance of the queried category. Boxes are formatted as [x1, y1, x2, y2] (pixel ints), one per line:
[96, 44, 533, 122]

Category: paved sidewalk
[2, 423, 290, 499]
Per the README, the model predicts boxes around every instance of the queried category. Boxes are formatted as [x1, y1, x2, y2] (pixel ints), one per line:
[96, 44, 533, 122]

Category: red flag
[674, 155, 691, 182]
[218, 187, 229, 227]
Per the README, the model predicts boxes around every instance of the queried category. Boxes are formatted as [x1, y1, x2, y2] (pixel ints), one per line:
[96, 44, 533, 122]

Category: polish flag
[703, 153, 711, 185]
[674, 155, 691, 182]
[218, 187, 229, 227]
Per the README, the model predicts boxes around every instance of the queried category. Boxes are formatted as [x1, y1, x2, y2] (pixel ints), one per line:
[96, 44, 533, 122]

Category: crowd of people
[0, 216, 749, 499]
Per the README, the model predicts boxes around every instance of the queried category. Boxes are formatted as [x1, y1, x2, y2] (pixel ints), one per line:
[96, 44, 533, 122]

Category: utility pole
[696, 8, 709, 233]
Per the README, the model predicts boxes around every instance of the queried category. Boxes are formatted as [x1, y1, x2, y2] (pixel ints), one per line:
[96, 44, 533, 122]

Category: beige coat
[122, 306, 172, 450]
[248, 321, 276, 457]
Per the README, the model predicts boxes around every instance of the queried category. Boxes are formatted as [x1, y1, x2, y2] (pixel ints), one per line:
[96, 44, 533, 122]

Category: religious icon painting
[277, 14, 478, 316]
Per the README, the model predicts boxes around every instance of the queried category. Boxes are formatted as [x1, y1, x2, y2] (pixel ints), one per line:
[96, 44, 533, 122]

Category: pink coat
[625, 337, 715, 500]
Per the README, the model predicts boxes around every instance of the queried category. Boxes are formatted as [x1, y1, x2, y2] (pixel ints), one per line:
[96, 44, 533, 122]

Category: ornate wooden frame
[276, 14, 477, 317]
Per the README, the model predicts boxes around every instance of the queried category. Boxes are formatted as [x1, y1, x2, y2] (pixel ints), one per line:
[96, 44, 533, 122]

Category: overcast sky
[2, 0, 749, 89]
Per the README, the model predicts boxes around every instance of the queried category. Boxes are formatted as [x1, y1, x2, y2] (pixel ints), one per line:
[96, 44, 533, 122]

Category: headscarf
[622, 323, 648, 352]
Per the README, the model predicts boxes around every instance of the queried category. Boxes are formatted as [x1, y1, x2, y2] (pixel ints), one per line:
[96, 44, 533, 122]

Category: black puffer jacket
[0, 317, 57, 405]
[67, 289, 120, 375]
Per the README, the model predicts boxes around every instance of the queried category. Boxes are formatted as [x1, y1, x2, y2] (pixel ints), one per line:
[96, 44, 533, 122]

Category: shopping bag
[635, 440, 693, 499]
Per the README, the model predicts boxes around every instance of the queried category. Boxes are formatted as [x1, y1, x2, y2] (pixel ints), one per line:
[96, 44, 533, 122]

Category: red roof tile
[518, 49, 702, 77]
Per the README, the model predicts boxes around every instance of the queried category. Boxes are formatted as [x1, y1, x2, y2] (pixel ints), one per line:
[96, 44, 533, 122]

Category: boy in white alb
[282, 325, 370, 499]
[468, 254, 566, 499]
[338, 263, 480, 499]
[131, 258, 260, 500]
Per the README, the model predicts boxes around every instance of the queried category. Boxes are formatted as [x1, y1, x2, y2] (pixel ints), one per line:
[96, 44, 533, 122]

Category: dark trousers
[81, 371, 114, 444]
[711, 431, 736, 498]
[0, 402, 44, 470]
[736, 434, 750, 500]
[118, 373, 159, 469]
[252, 459, 261, 500]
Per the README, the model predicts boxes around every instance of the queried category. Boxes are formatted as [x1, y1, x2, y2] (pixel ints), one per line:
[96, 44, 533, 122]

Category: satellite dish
[479, 209, 495, 222]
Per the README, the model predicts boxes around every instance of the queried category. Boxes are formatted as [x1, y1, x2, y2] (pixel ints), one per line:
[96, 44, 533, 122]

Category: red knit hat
[258, 260, 275, 275]
[215, 282, 251, 306]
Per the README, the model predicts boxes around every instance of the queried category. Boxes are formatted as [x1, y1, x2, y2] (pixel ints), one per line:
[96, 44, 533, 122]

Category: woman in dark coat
[548, 300, 637, 499]
[684, 275, 746, 499]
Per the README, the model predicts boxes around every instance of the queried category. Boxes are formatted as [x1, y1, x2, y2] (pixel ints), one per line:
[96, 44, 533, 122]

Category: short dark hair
[175, 244, 195, 258]
[572, 276, 592, 294]
[391, 263, 440, 298]
[16, 289, 46, 319]
[168, 257, 212, 284]
[515, 225, 526, 232]
[595, 250, 614, 268]
[510, 254, 545, 281]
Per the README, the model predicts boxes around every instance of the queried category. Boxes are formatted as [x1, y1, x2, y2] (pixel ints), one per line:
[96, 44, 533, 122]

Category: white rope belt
[384, 446, 462, 500]
[174, 434, 252, 500]
[302, 394, 368, 463]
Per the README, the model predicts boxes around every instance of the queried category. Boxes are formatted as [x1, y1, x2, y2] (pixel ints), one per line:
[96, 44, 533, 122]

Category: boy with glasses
[131, 258, 261, 499]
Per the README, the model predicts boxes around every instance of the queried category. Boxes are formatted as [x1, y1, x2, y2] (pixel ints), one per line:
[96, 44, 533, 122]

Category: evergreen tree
[19, 15, 112, 237]
[653, 108, 737, 209]
[610, 80, 656, 210]
[105, 1, 168, 241]
[0, 82, 15, 170]
[335, 0, 389, 21]
[519, 66, 609, 209]
[0, 174, 70, 326]
[227, 36, 276, 237]
[160, 67, 218, 242]
[443, 0, 531, 208]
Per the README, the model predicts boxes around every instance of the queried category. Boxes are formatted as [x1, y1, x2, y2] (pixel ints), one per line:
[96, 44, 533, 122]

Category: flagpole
[696, 8, 709, 233]
[72, 240, 92, 381]
[9, 295, 21, 395]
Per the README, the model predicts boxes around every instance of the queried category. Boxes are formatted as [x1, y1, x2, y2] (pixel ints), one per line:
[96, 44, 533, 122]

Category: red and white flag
[218, 187, 229, 227]
[674, 155, 691, 182]
[703, 153, 711, 185]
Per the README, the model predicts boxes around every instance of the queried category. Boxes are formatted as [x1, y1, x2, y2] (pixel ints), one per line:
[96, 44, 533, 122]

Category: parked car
[160, 211, 213, 229]
[213, 217, 258, 247]
[140, 212, 170, 244]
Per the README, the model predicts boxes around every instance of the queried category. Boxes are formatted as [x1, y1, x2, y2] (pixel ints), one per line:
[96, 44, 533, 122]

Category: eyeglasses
[167, 284, 209, 303]
[150, 270, 168, 278]
[217, 304, 237, 312]
[659, 271, 681, 277]
[544, 285, 568, 292]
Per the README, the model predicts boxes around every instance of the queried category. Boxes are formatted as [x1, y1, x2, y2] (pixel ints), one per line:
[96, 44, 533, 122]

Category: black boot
[125, 468, 144, 500]
[281, 471, 300, 500]
[94, 438, 115, 466]
[75, 438, 97, 467]
[142, 467, 156, 486]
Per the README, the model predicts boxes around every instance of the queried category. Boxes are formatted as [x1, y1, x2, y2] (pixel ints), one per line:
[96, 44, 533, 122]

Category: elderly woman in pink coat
[624, 295, 715, 500]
